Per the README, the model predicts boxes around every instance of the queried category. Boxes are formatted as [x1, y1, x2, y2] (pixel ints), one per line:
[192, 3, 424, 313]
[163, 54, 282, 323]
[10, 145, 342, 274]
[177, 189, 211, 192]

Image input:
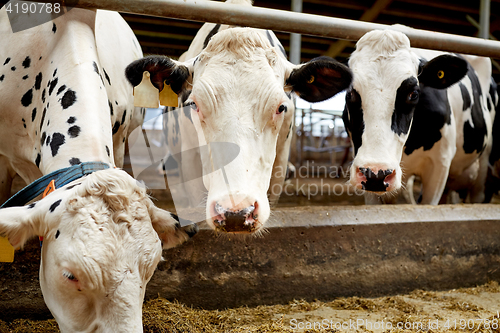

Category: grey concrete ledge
[266, 204, 500, 227]
[1, 204, 500, 320]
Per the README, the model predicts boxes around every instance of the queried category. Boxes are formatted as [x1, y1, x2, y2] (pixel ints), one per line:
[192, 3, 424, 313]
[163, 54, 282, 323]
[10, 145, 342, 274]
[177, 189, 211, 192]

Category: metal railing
[27, 0, 500, 58]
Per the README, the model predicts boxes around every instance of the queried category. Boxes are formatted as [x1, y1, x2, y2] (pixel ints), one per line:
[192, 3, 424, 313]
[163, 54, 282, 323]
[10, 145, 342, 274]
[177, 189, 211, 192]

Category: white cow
[343, 29, 494, 204]
[0, 7, 194, 332]
[126, 0, 352, 233]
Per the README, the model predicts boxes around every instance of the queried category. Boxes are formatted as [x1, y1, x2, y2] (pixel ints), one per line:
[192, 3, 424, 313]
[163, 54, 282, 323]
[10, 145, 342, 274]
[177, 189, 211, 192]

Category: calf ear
[148, 203, 198, 249]
[286, 56, 352, 102]
[418, 55, 468, 89]
[0, 205, 44, 249]
[125, 55, 190, 94]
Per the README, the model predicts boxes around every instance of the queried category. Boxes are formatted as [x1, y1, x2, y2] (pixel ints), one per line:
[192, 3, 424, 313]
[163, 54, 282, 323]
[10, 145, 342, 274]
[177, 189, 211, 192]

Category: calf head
[343, 29, 467, 194]
[0, 168, 195, 333]
[126, 28, 351, 233]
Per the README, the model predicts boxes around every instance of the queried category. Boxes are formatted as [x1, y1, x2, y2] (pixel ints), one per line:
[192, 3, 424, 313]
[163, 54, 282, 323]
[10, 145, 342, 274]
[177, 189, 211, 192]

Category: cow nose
[212, 201, 259, 233]
[359, 167, 394, 192]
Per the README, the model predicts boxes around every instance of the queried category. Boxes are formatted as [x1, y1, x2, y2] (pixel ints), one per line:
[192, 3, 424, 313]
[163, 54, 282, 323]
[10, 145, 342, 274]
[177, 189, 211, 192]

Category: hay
[2, 281, 500, 333]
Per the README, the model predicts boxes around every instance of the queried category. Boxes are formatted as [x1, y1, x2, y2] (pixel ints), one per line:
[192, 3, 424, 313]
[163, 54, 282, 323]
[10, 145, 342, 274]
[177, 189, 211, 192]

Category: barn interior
[1, 1, 500, 332]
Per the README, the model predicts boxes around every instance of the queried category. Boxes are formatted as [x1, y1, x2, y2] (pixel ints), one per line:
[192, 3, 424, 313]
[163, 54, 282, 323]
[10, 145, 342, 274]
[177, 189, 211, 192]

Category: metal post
[479, 0, 491, 39]
[290, 0, 302, 65]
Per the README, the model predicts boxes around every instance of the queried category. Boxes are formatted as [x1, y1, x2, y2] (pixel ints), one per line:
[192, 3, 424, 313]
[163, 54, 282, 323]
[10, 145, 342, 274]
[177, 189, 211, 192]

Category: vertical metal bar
[290, 0, 302, 65]
[479, 0, 490, 39]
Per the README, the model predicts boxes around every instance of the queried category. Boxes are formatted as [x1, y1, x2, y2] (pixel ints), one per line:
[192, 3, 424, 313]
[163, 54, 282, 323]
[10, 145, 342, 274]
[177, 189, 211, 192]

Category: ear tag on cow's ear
[0, 236, 14, 262]
[437, 70, 444, 79]
[159, 82, 178, 108]
[133, 71, 160, 108]
[43, 179, 56, 198]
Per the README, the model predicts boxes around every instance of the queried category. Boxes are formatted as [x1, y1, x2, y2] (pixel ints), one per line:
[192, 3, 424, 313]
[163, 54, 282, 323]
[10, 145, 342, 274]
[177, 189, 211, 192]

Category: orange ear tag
[159, 82, 179, 108]
[133, 71, 160, 108]
[38, 179, 56, 247]
[43, 179, 56, 198]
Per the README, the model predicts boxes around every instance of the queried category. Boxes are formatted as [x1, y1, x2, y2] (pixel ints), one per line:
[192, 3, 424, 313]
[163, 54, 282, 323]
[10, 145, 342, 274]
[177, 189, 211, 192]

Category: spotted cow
[343, 29, 494, 204]
[126, 0, 352, 233]
[0, 8, 194, 332]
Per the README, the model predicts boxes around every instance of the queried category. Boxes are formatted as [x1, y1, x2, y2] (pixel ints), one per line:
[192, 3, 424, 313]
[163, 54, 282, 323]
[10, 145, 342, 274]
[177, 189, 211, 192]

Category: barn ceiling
[1, 1, 499, 81]
[120, 0, 500, 82]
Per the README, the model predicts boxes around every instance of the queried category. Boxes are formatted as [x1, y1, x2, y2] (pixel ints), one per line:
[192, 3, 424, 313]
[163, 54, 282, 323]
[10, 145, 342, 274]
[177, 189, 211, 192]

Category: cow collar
[1, 162, 111, 208]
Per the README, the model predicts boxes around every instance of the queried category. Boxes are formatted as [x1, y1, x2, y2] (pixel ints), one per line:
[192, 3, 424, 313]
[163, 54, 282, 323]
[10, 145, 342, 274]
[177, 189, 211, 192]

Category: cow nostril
[211, 201, 259, 233]
[359, 167, 394, 192]
[240, 204, 255, 218]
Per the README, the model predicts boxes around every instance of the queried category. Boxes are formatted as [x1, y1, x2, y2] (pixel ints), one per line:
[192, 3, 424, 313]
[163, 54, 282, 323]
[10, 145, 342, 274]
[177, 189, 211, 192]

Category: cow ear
[125, 55, 191, 94]
[0, 204, 45, 249]
[418, 55, 468, 89]
[286, 56, 352, 102]
[147, 203, 197, 249]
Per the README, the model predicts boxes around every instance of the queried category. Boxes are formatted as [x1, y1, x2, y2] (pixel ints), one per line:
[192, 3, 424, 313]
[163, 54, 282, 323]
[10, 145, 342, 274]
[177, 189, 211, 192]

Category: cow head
[0, 168, 195, 332]
[343, 29, 467, 194]
[126, 28, 351, 233]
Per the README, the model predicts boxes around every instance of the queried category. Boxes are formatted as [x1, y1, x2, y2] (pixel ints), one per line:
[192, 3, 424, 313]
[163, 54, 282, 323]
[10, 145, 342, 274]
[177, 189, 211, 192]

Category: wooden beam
[133, 29, 195, 41]
[383, 9, 471, 26]
[122, 14, 202, 29]
[396, 0, 478, 14]
[324, 0, 393, 58]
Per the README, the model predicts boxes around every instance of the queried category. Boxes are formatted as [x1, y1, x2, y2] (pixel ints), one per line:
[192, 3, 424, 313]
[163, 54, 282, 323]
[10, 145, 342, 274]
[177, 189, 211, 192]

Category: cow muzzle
[210, 197, 260, 233]
[354, 167, 396, 193]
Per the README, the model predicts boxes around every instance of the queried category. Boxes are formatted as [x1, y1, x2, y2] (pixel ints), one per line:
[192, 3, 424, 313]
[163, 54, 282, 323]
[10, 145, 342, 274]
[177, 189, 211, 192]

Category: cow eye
[63, 270, 78, 282]
[408, 90, 419, 102]
[187, 101, 198, 111]
[346, 89, 359, 104]
[277, 104, 287, 114]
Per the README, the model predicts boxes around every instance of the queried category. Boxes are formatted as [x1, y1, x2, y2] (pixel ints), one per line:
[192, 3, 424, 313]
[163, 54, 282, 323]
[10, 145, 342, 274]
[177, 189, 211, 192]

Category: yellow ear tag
[159, 82, 179, 108]
[133, 71, 159, 108]
[307, 75, 315, 84]
[437, 70, 444, 79]
[0, 236, 14, 262]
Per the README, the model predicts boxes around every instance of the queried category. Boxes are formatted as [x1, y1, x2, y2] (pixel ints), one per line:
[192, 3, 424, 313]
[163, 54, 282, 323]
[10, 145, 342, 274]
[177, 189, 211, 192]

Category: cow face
[343, 30, 467, 194]
[0, 169, 194, 333]
[126, 28, 352, 233]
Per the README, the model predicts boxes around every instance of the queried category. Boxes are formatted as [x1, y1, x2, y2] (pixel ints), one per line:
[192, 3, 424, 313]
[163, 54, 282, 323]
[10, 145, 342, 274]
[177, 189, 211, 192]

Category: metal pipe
[31, 0, 500, 58]
[289, 0, 302, 65]
[479, 0, 491, 39]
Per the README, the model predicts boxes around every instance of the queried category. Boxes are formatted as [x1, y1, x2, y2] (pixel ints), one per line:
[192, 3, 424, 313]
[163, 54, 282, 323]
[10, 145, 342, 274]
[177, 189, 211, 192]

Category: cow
[0, 8, 194, 332]
[342, 29, 494, 205]
[125, 0, 352, 233]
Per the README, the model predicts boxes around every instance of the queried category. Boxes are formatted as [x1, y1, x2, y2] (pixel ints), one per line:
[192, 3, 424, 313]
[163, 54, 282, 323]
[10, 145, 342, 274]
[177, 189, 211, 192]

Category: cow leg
[401, 174, 418, 204]
[468, 152, 489, 203]
[418, 161, 450, 205]
[0, 156, 14, 205]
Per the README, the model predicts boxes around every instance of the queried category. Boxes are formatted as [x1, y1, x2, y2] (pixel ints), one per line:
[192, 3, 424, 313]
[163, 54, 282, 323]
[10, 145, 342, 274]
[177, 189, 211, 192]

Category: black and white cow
[126, 0, 352, 233]
[0, 8, 194, 332]
[343, 29, 494, 205]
